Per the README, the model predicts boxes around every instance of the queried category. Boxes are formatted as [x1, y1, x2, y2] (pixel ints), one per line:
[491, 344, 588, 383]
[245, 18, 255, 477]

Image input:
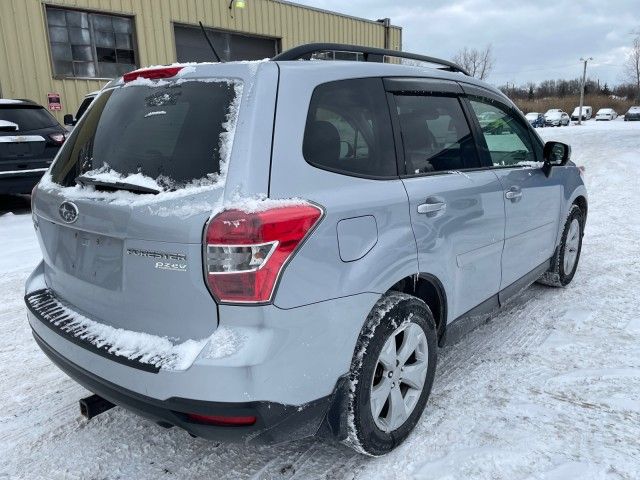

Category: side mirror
[543, 141, 570, 166]
[542, 141, 570, 177]
[63, 114, 75, 126]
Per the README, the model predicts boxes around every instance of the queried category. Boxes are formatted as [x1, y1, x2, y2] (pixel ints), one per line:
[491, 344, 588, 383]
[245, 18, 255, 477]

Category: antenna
[198, 21, 222, 62]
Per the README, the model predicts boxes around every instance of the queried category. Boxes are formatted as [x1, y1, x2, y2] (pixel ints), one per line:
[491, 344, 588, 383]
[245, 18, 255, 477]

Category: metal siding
[0, 0, 401, 122]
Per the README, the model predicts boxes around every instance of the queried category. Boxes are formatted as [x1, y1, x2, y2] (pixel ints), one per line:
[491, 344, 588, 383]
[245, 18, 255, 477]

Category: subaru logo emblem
[58, 201, 79, 224]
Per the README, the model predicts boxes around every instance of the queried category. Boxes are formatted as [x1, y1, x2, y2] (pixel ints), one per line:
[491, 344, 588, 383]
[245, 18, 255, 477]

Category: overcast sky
[293, 0, 639, 87]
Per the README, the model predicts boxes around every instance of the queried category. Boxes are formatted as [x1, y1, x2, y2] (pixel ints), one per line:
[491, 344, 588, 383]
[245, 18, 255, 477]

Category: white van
[571, 106, 592, 121]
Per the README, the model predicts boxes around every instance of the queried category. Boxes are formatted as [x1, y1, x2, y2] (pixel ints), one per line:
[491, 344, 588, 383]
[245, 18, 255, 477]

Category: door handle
[417, 200, 446, 214]
[505, 186, 522, 201]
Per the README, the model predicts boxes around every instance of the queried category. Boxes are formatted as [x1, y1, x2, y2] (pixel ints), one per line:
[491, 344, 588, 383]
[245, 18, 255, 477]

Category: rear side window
[303, 78, 397, 178]
[394, 95, 480, 174]
[50, 80, 242, 188]
[0, 106, 58, 131]
[75, 96, 95, 121]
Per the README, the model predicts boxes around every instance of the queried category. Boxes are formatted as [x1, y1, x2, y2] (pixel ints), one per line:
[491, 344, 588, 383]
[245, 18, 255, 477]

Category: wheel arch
[572, 194, 588, 225]
[388, 273, 448, 347]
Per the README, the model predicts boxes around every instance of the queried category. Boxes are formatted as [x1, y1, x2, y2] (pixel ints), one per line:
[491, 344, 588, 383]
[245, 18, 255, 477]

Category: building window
[45, 6, 137, 79]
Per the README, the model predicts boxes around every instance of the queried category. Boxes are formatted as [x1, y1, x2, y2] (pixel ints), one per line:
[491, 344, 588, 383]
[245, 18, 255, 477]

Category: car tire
[345, 292, 438, 456]
[538, 204, 584, 287]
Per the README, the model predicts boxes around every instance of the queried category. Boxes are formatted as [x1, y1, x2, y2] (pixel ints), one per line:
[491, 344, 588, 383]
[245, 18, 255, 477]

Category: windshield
[547, 113, 562, 118]
[0, 105, 58, 132]
[50, 79, 242, 189]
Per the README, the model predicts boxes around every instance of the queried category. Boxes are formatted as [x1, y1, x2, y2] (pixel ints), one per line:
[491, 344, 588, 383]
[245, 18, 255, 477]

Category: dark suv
[0, 99, 67, 194]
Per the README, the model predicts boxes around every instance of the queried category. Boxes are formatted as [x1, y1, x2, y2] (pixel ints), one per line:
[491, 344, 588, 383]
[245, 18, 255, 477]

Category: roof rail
[272, 43, 469, 76]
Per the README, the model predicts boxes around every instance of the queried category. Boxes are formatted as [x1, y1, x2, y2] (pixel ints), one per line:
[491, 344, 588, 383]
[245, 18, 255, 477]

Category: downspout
[377, 18, 391, 50]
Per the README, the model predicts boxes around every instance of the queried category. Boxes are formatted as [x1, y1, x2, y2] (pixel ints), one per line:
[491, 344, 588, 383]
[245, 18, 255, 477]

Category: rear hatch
[32, 64, 266, 347]
[0, 103, 65, 174]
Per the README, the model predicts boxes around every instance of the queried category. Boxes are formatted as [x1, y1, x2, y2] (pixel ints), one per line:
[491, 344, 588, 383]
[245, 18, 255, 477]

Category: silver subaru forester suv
[25, 44, 587, 456]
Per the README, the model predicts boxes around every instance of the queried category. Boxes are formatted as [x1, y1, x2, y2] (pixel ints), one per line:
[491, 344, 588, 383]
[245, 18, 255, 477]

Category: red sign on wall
[47, 93, 62, 111]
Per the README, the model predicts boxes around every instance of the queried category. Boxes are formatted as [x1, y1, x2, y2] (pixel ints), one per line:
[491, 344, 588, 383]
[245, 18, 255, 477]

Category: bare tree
[452, 45, 495, 80]
[624, 35, 640, 102]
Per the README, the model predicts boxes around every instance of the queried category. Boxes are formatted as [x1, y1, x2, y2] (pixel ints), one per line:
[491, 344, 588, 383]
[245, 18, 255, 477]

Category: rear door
[462, 86, 562, 290]
[386, 78, 505, 321]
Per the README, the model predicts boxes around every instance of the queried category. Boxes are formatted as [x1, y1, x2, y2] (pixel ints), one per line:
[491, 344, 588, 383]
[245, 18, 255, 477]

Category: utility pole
[578, 57, 593, 125]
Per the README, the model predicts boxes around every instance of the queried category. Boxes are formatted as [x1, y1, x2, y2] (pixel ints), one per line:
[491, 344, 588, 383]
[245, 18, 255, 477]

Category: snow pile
[27, 288, 248, 370]
[221, 192, 311, 213]
[79, 165, 164, 192]
[203, 326, 247, 359]
[27, 290, 208, 371]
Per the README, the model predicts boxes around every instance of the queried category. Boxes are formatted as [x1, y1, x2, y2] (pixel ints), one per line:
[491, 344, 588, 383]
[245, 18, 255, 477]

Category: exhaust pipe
[79, 394, 115, 420]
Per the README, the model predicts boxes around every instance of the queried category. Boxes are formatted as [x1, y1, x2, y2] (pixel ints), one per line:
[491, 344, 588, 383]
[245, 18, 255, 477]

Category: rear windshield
[0, 105, 58, 131]
[50, 80, 242, 189]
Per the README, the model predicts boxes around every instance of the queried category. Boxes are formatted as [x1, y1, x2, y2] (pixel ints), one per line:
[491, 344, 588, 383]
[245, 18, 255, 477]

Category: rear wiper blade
[75, 175, 160, 194]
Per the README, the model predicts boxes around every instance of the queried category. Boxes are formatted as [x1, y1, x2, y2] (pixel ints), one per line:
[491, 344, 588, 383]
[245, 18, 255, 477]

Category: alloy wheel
[369, 322, 429, 433]
[563, 218, 580, 273]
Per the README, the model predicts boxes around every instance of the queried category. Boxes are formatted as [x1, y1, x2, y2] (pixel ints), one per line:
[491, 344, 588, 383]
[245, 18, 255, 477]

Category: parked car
[624, 106, 640, 121]
[545, 111, 570, 127]
[595, 108, 617, 121]
[25, 43, 587, 456]
[570, 106, 592, 121]
[63, 90, 99, 129]
[0, 99, 67, 194]
[525, 112, 545, 128]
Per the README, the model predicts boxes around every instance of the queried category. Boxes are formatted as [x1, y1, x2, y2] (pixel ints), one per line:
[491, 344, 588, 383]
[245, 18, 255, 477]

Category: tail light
[203, 203, 323, 303]
[48, 133, 67, 145]
[123, 66, 184, 83]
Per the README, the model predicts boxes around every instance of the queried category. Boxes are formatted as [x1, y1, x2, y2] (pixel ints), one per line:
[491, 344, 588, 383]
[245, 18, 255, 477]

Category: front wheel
[538, 204, 584, 287]
[345, 293, 438, 456]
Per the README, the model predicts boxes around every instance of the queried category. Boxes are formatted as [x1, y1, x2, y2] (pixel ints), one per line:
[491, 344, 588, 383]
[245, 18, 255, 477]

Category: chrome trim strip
[0, 135, 46, 143]
[0, 167, 48, 176]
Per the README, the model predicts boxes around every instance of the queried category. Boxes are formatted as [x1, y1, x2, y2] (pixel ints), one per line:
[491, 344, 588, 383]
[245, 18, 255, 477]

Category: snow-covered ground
[1, 119, 639, 479]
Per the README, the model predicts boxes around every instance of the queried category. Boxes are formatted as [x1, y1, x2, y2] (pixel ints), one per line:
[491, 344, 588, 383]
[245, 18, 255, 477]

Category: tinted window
[50, 80, 241, 188]
[394, 95, 479, 174]
[303, 78, 397, 178]
[75, 96, 95, 121]
[469, 99, 536, 167]
[0, 106, 58, 131]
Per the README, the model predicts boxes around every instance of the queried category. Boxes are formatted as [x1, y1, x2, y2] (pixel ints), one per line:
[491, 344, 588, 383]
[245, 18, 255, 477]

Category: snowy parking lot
[1, 119, 639, 479]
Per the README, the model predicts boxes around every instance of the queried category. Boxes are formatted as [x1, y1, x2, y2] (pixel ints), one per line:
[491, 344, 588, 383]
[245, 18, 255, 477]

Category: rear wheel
[538, 204, 584, 287]
[345, 292, 437, 456]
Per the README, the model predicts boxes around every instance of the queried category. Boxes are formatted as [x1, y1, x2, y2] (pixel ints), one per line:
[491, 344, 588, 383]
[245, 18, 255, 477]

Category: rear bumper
[25, 262, 374, 443]
[32, 329, 348, 443]
[0, 168, 46, 194]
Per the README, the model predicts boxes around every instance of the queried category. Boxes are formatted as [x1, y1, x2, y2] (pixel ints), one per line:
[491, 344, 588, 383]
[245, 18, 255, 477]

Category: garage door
[174, 24, 279, 62]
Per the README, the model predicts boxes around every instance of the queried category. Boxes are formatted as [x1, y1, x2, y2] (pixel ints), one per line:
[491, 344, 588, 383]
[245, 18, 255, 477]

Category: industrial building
[0, 0, 401, 122]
